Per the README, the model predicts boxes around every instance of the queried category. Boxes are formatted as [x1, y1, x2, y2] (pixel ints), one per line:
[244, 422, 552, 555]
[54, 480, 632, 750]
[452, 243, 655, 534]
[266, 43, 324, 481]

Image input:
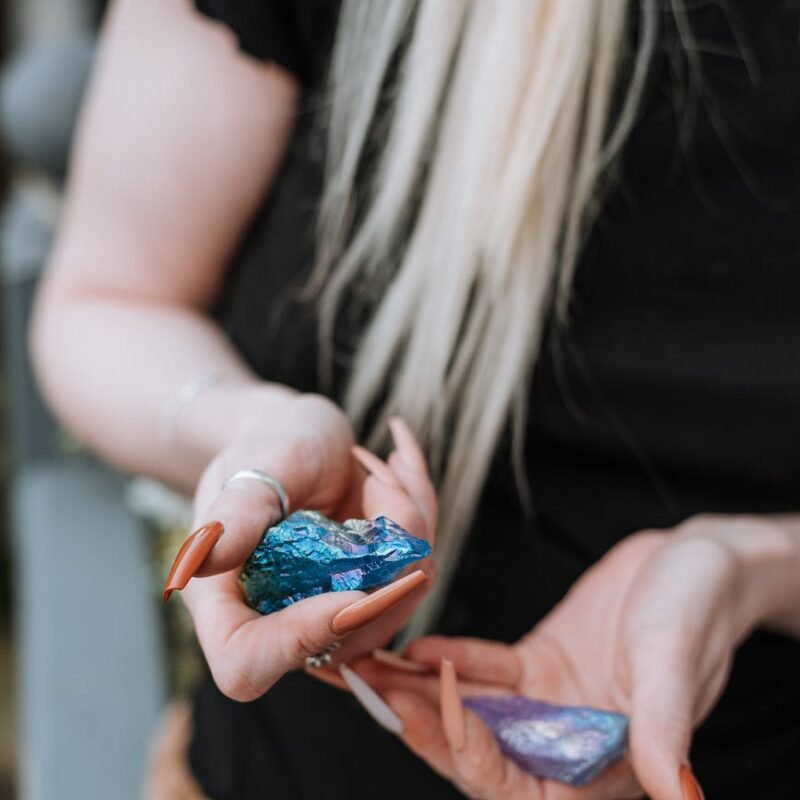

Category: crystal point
[240, 510, 431, 614]
[463, 695, 628, 786]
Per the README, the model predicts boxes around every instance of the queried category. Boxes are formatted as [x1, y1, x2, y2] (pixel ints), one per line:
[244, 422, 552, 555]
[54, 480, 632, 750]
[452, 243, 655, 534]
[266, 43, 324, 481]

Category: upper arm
[43, 0, 301, 308]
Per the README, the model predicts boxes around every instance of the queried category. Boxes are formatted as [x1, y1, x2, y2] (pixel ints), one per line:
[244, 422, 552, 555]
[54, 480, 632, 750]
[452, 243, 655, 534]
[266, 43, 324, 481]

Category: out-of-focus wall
[8, 0, 97, 46]
[1, 5, 166, 800]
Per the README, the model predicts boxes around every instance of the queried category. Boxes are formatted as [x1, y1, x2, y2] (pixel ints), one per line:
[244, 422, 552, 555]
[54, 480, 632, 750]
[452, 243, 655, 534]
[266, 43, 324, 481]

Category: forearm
[25, 0, 308, 494]
[31, 289, 296, 494]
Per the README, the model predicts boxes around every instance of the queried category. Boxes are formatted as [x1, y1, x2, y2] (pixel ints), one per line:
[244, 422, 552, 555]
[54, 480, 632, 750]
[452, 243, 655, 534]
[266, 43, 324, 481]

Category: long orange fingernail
[330, 570, 428, 635]
[440, 658, 465, 751]
[351, 445, 402, 487]
[162, 521, 224, 601]
[388, 417, 428, 473]
[373, 648, 431, 673]
[680, 765, 705, 800]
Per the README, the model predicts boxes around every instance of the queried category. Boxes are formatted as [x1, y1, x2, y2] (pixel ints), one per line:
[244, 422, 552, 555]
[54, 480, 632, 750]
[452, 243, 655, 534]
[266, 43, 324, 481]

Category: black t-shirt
[191, 2, 800, 798]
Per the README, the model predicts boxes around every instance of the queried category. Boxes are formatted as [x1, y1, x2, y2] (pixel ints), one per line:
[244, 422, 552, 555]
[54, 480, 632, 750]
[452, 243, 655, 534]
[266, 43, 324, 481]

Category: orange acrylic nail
[330, 570, 428, 635]
[680, 765, 705, 800]
[388, 417, 428, 473]
[440, 658, 465, 751]
[162, 521, 224, 601]
[351, 445, 402, 487]
[373, 648, 431, 673]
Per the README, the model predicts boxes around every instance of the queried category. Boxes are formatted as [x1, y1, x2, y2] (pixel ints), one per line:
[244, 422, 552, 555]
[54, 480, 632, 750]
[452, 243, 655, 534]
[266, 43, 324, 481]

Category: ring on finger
[222, 469, 290, 519]
[305, 641, 342, 669]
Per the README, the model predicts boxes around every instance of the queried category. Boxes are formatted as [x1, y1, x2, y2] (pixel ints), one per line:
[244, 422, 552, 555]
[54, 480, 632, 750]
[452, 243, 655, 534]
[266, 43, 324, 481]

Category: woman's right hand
[167, 392, 437, 701]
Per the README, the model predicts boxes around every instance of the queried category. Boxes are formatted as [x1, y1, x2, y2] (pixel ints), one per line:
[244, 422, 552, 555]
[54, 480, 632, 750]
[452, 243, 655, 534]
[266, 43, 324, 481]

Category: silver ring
[305, 641, 341, 669]
[222, 469, 290, 519]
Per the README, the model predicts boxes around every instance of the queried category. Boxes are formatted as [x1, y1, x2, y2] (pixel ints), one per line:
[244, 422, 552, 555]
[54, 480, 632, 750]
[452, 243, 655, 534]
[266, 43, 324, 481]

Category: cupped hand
[355, 516, 777, 799]
[166, 392, 437, 701]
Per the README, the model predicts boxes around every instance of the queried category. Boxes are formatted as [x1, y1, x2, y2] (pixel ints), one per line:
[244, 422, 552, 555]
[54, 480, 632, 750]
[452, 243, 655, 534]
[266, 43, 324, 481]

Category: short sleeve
[195, 0, 339, 88]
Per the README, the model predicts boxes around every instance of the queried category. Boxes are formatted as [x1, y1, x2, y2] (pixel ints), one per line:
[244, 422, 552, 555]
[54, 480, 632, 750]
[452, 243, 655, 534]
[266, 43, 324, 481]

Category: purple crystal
[463, 695, 628, 786]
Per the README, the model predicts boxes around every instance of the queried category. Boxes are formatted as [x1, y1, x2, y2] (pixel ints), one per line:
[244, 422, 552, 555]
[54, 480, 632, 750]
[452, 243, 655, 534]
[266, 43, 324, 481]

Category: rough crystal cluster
[240, 510, 431, 614]
[463, 695, 628, 786]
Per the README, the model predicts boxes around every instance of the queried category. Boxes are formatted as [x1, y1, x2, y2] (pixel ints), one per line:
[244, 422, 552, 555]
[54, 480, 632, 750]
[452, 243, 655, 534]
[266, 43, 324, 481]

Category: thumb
[627, 649, 704, 800]
[185, 430, 350, 578]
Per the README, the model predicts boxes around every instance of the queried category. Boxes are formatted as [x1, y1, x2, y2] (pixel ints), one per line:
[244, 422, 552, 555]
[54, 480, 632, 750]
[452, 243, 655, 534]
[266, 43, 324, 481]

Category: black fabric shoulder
[195, 0, 339, 88]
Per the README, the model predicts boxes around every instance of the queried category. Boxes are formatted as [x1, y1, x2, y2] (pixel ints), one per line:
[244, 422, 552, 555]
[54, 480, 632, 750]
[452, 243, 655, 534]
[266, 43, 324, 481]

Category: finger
[440, 659, 540, 800]
[330, 570, 429, 634]
[189, 444, 324, 576]
[328, 666, 478, 799]
[387, 417, 430, 476]
[333, 657, 461, 789]
[539, 759, 645, 800]
[405, 636, 522, 687]
[387, 417, 438, 540]
[166, 444, 336, 588]
[186, 399, 354, 578]
[332, 575, 432, 661]
[556, 765, 645, 800]
[351, 656, 513, 706]
[350, 657, 443, 704]
[181, 572, 356, 699]
[338, 664, 405, 734]
[163, 520, 224, 601]
[181, 569, 428, 701]
[296, 570, 430, 678]
[627, 642, 699, 800]
[377, 658, 640, 800]
[382, 689, 474, 795]
[352, 446, 429, 541]
[351, 445, 402, 487]
[162, 474, 282, 595]
[387, 451, 437, 543]
[373, 648, 432, 673]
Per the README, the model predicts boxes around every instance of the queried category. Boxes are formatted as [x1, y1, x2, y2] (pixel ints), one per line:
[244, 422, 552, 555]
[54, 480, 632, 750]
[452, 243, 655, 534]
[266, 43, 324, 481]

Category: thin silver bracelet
[160, 371, 221, 449]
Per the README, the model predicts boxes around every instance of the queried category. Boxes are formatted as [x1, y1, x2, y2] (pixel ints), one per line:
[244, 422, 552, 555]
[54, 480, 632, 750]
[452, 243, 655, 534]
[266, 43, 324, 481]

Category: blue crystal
[240, 510, 431, 614]
[463, 695, 628, 786]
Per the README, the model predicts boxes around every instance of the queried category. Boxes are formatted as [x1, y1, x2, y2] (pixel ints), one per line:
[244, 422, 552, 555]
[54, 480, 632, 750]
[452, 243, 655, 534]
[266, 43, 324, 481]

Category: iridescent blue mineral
[240, 510, 431, 614]
[463, 695, 628, 786]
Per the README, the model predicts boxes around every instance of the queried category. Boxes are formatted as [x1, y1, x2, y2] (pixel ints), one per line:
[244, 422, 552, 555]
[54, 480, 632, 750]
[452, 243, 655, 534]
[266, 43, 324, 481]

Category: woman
[30, 0, 800, 797]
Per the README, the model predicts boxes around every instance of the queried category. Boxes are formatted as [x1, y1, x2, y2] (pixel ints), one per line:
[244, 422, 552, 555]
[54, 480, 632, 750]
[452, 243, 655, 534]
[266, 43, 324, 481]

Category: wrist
[748, 516, 800, 636]
[176, 379, 299, 477]
[691, 515, 800, 637]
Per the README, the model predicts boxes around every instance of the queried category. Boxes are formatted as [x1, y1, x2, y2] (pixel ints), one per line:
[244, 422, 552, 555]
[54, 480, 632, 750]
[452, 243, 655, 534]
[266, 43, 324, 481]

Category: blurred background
[0, 2, 199, 797]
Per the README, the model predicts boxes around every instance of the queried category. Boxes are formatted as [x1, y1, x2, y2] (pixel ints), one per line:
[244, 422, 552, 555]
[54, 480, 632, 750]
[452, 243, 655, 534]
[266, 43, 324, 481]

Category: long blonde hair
[314, 0, 659, 633]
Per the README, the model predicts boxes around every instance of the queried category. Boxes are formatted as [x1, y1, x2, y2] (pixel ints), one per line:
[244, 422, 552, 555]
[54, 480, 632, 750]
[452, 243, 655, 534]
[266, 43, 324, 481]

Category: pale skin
[30, 0, 438, 693]
[357, 516, 800, 799]
[29, 1, 800, 799]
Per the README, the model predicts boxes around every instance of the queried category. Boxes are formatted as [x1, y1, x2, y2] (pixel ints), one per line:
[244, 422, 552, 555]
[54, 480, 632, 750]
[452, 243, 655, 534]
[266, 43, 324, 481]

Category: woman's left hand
[356, 514, 800, 799]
